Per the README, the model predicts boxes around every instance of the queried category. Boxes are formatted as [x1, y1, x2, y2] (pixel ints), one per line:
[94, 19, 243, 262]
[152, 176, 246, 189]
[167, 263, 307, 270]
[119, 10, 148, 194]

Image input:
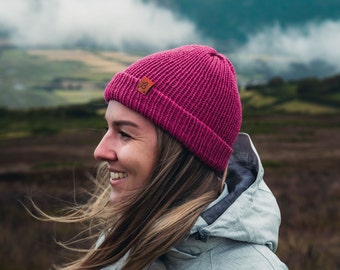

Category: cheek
[143, 150, 157, 175]
[133, 142, 157, 180]
[143, 138, 158, 170]
[120, 145, 154, 174]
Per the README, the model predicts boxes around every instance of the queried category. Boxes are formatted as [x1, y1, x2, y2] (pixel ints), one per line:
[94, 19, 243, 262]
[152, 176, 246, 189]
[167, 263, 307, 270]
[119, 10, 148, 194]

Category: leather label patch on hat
[137, 76, 154, 95]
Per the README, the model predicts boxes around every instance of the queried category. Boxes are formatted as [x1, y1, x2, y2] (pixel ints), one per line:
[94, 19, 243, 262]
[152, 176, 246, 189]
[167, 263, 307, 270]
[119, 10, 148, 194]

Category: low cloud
[1, 1, 339, 82]
[233, 20, 340, 82]
[0, 0, 204, 52]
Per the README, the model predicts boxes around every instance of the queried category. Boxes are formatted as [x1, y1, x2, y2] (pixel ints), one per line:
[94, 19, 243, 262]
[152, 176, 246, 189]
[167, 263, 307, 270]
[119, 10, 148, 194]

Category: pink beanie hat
[104, 45, 242, 172]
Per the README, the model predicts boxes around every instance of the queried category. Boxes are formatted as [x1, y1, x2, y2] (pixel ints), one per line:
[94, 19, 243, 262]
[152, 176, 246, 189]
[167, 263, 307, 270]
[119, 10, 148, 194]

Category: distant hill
[0, 48, 138, 109]
[242, 75, 340, 114]
[1, 47, 339, 112]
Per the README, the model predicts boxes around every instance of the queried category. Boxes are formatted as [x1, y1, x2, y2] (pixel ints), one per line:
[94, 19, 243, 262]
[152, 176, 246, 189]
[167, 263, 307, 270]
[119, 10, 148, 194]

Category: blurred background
[0, 0, 339, 269]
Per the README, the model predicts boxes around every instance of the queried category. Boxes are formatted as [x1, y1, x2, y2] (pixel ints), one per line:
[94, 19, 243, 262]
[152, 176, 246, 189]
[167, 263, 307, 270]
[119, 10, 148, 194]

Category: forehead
[106, 100, 135, 118]
[105, 100, 155, 128]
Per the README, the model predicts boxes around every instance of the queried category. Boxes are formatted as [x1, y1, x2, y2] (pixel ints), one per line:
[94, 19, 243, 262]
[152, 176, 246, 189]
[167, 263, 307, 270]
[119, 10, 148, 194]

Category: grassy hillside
[242, 76, 340, 114]
[0, 48, 138, 109]
[0, 49, 85, 108]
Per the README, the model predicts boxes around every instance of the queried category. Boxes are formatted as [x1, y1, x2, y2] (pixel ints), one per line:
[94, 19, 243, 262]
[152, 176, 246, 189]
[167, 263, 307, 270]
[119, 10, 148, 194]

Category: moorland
[0, 47, 339, 269]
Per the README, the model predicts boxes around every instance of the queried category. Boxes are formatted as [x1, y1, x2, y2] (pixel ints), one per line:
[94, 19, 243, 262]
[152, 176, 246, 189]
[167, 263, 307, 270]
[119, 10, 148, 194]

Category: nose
[93, 132, 117, 161]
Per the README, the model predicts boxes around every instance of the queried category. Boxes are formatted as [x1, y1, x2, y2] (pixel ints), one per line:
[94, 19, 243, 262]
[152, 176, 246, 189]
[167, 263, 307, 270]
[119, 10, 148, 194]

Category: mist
[0, 0, 204, 52]
[1, 0, 340, 82]
[233, 20, 340, 82]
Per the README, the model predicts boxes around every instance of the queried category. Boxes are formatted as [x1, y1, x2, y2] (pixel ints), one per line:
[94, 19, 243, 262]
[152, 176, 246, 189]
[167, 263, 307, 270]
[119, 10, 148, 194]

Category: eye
[119, 130, 132, 140]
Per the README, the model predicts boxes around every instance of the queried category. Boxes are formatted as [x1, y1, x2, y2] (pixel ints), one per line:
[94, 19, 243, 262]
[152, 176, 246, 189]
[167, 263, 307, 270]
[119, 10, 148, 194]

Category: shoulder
[209, 240, 288, 270]
[160, 239, 288, 270]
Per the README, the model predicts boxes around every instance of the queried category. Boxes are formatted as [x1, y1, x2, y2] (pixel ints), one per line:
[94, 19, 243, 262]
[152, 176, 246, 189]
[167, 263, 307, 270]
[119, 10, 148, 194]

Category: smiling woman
[94, 101, 158, 203]
[34, 45, 288, 270]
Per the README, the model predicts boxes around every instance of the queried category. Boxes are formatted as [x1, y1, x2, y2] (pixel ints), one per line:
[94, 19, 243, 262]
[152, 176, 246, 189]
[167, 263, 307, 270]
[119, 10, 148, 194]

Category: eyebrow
[111, 120, 139, 129]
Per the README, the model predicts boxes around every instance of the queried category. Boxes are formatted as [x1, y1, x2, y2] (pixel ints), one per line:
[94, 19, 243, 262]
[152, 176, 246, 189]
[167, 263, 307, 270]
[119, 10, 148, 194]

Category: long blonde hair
[35, 127, 224, 269]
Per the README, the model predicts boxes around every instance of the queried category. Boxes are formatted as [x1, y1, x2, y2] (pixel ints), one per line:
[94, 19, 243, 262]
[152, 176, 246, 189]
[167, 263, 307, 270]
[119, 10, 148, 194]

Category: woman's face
[94, 100, 158, 203]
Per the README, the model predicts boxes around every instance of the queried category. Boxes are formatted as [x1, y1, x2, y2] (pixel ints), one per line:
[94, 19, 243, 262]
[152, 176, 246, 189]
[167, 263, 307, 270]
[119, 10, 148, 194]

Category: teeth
[110, 172, 128, 180]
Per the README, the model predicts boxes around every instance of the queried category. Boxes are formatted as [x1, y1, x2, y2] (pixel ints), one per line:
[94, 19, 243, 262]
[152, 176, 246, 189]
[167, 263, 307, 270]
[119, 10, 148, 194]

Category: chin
[109, 193, 121, 204]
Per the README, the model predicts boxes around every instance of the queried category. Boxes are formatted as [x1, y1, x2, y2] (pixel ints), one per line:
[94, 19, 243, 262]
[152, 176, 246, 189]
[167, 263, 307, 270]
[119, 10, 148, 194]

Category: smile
[110, 172, 128, 180]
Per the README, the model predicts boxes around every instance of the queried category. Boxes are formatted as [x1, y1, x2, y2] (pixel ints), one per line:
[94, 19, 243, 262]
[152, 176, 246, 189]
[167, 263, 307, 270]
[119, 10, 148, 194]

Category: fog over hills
[0, 0, 203, 52]
[1, 0, 340, 83]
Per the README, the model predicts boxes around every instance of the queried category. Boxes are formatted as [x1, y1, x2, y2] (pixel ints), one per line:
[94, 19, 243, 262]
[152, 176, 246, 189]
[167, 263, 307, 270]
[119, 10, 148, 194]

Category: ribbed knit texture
[104, 45, 242, 172]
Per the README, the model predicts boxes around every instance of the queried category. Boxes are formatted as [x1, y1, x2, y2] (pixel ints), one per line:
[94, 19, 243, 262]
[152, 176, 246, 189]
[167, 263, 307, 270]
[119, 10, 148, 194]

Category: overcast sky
[0, 0, 205, 52]
[233, 20, 340, 80]
[238, 20, 340, 66]
[1, 0, 340, 80]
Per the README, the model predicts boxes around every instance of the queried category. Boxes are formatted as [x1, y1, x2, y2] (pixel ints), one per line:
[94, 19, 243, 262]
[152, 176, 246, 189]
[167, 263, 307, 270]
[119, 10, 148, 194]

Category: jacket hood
[188, 132, 281, 252]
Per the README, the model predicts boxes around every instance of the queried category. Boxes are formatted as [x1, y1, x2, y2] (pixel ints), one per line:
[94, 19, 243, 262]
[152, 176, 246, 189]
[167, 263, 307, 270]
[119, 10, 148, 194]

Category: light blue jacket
[105, 133, 288, 269]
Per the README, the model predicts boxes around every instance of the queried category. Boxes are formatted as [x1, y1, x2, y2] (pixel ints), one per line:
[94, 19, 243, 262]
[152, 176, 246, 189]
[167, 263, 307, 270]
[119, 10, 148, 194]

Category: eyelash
[118, 131, 132, 139]
[105, 126, 132, 139]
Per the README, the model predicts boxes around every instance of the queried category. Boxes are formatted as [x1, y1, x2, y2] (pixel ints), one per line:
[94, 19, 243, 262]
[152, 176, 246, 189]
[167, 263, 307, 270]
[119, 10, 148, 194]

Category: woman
[49, 45, 288, 269]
